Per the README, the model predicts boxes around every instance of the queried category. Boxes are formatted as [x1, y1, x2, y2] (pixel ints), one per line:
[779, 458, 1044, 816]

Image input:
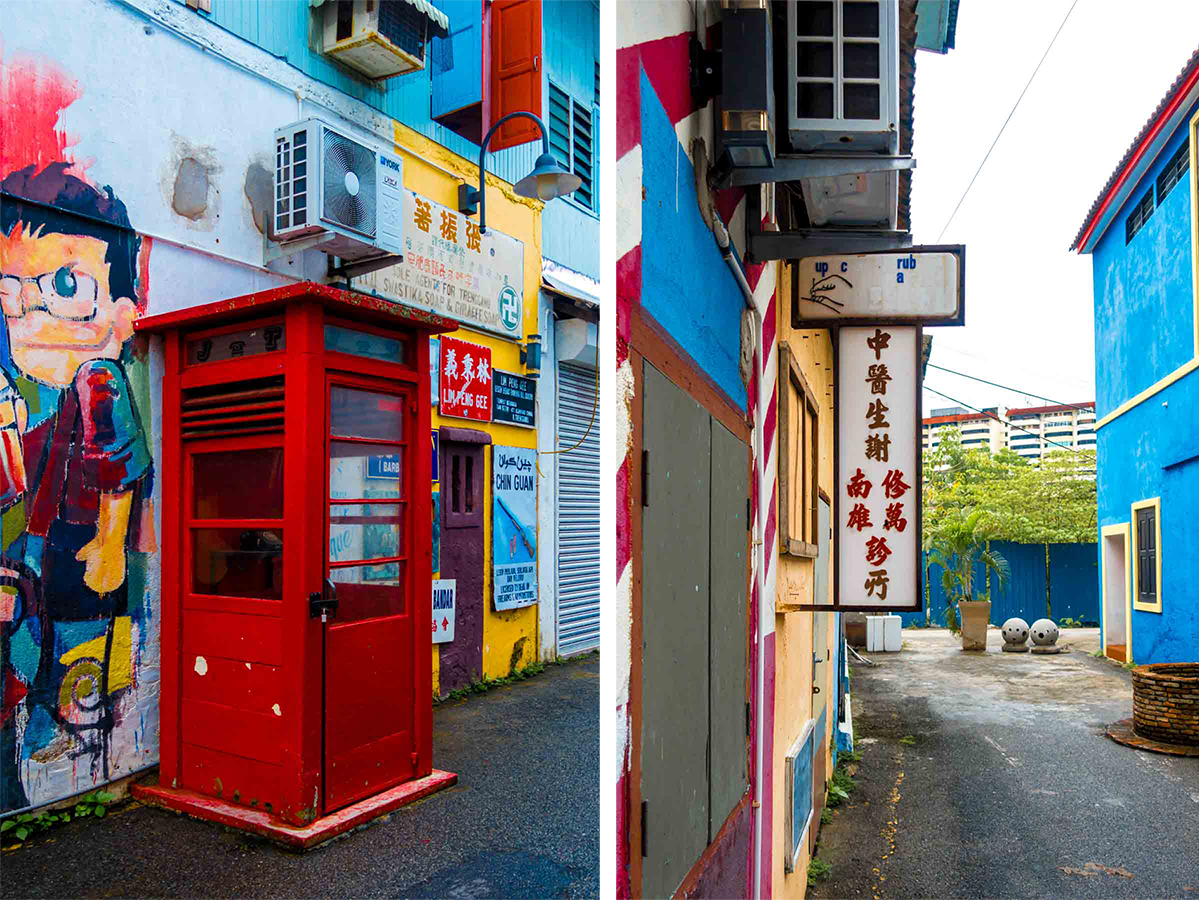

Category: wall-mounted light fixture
[520, 333, 542, 379]
[458, 112, 581, 234]
[718, 2, 775, 170]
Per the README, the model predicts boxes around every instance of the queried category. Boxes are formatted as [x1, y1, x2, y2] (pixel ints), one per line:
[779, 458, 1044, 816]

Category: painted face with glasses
[0, 230, 137, 386]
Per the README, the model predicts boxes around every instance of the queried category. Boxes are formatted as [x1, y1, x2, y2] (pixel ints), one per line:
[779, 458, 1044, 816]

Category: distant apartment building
[921, 402, 1097, 461]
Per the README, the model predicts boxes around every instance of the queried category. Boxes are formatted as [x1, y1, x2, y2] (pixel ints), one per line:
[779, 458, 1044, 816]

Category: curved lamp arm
[461, 112, 550, 235]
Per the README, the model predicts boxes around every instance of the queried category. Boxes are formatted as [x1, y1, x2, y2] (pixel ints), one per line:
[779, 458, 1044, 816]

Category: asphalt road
[2, 653, 599, 899]
[810, 629, 1199, 900]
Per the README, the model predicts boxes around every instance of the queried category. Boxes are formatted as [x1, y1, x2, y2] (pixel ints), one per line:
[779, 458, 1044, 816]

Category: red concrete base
[132, 770, 458, 850]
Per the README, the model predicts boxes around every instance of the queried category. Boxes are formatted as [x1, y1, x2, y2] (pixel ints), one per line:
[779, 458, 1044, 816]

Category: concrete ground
[810, 628, 1199, 900]
[2, 653, 599, 899]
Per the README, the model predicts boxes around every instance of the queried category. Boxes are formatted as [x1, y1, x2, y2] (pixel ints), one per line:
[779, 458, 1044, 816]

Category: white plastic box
[866, 615, 902, 652]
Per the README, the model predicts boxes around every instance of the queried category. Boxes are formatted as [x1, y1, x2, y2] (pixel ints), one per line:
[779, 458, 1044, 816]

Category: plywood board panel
[708, 416, 748, 839]
[640, 361, 711, 900]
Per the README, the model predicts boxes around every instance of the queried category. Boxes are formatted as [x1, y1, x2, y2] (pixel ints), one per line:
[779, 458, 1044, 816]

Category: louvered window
[181, 376, 285, 439]
[1156, 140, 1189, 203]
[1125, 187, 1155, 245]
[547, 81, 595, 212]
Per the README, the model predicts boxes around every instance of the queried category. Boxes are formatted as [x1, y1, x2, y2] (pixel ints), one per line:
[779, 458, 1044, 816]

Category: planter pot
[959, 601, 991, 651]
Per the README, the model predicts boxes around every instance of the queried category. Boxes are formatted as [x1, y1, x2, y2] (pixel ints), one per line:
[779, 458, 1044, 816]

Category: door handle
[310, 579, 339, 622]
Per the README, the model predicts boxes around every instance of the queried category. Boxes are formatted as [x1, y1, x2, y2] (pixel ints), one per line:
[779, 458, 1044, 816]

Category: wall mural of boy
[0, 162, 154, 811]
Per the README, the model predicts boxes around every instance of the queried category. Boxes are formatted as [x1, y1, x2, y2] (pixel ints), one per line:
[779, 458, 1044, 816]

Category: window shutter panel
[431, 0, 484, 120]
[489, 0, 542, 151]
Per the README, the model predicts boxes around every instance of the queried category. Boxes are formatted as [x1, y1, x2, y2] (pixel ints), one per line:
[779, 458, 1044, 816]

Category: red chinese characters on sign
[440, 336, 493, 421]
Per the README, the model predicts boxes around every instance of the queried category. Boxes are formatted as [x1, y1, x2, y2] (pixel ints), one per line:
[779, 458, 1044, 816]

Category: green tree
[923, 506, 1011, 633]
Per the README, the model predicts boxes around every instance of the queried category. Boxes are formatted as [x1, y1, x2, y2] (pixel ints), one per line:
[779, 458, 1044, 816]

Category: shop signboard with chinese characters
[835, 326, 921, 612]
[440, 335, 492, 422]
[354, 190, 525, 340]
[492, 446, 538, 611]
[795, 246, 964, 327]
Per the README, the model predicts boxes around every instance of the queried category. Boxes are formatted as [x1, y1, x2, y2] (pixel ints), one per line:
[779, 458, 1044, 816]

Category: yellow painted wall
[771, 261, 839, 899]
[390, 122, 542, 694]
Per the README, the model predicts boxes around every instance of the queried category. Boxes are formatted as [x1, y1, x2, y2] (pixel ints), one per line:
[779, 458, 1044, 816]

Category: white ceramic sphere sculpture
[1030, 618, 1059, 646]
[1001, 617, 1030, 646]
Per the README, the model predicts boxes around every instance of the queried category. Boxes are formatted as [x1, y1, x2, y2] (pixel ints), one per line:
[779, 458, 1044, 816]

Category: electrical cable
[923, 385, 1086, 454]
[935, 0, 1080, 242]
[924, 363, 1093, 413]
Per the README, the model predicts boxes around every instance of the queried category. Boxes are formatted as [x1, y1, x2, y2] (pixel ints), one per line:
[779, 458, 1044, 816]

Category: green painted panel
[640, 361, 710, 900]
[708, 417, 748, 838]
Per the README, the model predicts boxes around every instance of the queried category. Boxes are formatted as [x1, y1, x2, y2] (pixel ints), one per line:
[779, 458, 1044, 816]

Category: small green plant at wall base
[1059, 617, 1082, 627]
[820, 807, 833, 825]
[807, 857, 831, 887]
[2, 791, 115, 844]
[1123, 660, 1137, 671]
[899, 735, 917, 745]
[1090, 648, 1105, 659]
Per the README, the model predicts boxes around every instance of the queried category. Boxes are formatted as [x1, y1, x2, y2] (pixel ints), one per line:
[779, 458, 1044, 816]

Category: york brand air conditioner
[787, 0, 900, 152]
[272, 117, 404, 261]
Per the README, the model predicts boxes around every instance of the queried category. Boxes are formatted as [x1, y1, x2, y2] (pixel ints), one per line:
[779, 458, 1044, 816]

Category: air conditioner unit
[272, 117, 404, 262]
[786, 0, 899, 153]
[318, 0, 449, 81]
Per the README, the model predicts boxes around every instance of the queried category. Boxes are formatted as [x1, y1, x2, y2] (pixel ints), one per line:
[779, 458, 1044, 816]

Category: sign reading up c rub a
[796, 246, 964, 326]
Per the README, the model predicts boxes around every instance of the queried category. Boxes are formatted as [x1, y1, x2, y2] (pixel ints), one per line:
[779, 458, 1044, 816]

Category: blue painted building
[1073, 48, 1199, 666]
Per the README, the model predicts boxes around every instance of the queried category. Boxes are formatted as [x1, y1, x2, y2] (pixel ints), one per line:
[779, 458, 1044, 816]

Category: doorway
[438, 434, 487, 694]
[323, 379, 417, 812]
[1101, 524, 1130, 663]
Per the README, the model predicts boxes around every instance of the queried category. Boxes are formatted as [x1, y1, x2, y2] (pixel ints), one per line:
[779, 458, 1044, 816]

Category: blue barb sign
[492, 446, 537, 610]
[366, 454, 401, 479]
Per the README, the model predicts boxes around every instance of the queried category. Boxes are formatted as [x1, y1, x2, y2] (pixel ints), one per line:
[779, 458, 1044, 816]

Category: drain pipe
[712, 213, 768, 900]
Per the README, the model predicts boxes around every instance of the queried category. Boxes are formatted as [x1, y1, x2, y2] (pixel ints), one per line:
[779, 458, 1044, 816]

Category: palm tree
[924, 507, 1011, 633]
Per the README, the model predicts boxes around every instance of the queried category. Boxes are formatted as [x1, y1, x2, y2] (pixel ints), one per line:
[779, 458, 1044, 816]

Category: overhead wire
[924, 363, 1093, 413]
[935, 0, 1080, 241]
[923, 386, 1086, 454]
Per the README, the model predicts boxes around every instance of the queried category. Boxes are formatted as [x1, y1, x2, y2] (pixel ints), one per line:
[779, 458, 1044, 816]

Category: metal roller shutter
[555, 361, 601, 655]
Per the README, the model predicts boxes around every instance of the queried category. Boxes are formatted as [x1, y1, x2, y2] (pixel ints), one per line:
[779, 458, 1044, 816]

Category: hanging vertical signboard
[432, 579, 456, 643]
[492, 445, 538, 610]
[440, 335, 492, 421]
[835, 326, 921, 612]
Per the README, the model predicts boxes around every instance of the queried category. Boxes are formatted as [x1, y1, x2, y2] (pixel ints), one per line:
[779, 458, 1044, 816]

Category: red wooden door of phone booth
[323, 380, 416, 812]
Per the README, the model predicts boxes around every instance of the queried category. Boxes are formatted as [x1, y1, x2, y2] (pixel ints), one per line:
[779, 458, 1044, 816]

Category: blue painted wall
[903, 542, 1100, 628]
[1091, 106, 1196, 413]
[639, 68, 746, 410]
[202, 0, 596, 209]
[1090, 102, 1199, 665]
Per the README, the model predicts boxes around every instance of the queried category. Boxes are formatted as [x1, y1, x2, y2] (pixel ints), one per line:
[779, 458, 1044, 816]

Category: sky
[910, 0, 1199, 416]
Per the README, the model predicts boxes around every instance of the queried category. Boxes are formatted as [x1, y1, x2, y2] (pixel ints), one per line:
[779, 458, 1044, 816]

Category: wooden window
[779, 341, 820, 558]
[1125, 187, 1155, 244]
[488, 0, 543, 151]
[1156, 139, 1190, 203]
[1132, 498, 1162, 613]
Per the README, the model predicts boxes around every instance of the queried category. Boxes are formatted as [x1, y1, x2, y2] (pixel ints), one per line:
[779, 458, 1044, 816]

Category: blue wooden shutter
[431, 0, 484, 120]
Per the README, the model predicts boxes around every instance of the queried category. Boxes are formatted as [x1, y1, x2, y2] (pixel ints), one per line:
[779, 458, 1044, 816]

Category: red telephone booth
[132, 283, 458, 846]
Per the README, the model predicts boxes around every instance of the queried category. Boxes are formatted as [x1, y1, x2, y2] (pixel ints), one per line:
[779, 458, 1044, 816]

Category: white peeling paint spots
[194, 656, 208, 676]
[245, 663, 251, 670]
[272, 703, 282, 717]
[615, 565, 633, 765]
[614, 358, 635, 456]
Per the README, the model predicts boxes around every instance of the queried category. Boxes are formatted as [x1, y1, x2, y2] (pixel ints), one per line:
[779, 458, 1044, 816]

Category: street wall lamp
[457, 111, 581, 234]
[520, 333, 542, 378]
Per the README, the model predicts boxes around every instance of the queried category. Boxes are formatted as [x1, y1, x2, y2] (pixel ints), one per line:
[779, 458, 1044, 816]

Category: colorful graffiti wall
[0, 51, 159, 812]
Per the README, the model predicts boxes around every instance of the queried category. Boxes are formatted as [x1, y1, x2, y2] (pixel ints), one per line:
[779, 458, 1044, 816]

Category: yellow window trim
[1130, 497, 1162, 614]
[1095, 108, 1199, 431]
[1099, 522, 1131, 662]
